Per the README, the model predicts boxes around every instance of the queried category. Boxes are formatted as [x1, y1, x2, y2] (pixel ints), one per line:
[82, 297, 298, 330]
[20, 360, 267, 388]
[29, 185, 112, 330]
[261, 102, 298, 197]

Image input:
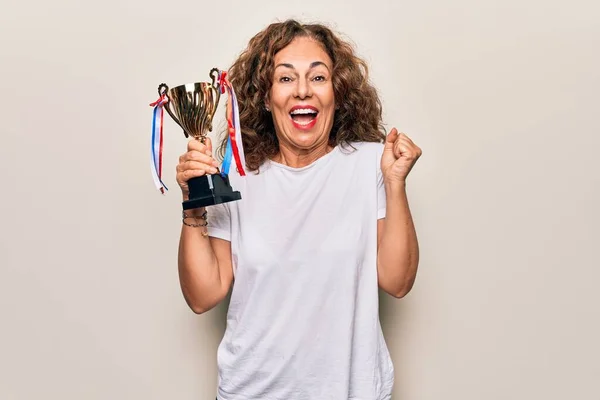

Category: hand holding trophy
[176, 136, 220, 201]
[149, 68, 245, 210]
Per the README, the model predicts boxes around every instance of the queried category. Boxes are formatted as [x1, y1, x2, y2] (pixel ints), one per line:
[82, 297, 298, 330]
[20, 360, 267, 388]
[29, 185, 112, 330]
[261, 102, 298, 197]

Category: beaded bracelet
[182, 210, 208, 228]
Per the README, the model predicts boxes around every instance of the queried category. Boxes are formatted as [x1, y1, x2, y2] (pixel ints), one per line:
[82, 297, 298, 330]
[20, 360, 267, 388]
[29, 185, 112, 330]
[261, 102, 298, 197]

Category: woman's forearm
[377, 181, 420, 298]
[177, 207, 231, 314]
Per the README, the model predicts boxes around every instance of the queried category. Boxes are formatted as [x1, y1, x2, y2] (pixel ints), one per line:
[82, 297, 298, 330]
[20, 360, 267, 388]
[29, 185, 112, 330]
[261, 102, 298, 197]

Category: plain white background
[1, 0, 599, 399]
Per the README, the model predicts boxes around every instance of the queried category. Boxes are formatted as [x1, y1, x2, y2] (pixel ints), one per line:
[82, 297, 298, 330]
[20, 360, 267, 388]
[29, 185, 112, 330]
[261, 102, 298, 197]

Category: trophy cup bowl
[159, 68, 242, 210]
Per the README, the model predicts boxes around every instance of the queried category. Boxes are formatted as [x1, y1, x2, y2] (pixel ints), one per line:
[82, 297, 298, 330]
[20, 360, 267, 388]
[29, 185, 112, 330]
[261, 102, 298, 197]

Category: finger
[396, 136, 422, 158]
[393, 135, 415, 156]
[393, 141, 409, 158]
[183, 151, 219, 167]
[179, 169, 205, 183]
[394, 140, 421, 159]
[187, 138, 208, 153]
[384, 128, 399, 150]
[394, 136, 414, 149]
[386, 128, 399, 143]
[181, 160, 219, 174]
[180, 167, 215, 182]
[205, 137, 213, 154]
[395, 133, 419, 147]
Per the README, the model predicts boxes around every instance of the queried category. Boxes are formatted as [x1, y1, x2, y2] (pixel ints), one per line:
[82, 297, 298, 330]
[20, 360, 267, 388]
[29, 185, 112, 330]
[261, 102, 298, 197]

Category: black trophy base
[182, 173, 241, 210]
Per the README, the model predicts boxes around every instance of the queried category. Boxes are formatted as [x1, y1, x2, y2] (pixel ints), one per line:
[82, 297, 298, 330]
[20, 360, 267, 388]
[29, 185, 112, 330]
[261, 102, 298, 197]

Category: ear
[264, 97, 271, 112]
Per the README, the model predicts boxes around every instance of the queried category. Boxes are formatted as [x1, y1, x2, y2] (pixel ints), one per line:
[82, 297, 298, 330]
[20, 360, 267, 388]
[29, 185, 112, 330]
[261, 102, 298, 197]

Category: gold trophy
[158, 68, 242, 210]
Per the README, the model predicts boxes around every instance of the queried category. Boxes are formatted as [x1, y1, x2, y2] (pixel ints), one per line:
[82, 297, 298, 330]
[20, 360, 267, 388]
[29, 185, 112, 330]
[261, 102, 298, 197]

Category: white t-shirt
[207, 141, 394, 400]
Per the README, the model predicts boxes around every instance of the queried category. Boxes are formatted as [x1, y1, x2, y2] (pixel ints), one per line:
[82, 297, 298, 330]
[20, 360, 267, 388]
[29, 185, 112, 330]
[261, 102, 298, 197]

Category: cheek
[267, 88, 281, 109]
[321, 98, 336, 120]
[321, 87, 336, 109]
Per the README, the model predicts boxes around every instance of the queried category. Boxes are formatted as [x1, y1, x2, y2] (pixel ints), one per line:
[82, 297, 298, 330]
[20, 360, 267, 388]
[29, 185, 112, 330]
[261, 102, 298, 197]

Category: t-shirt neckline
[266, 146, 340, 172]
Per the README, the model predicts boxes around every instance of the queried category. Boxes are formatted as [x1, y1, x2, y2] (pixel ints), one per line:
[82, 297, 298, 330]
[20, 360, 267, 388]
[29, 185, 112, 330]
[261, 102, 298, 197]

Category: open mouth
[289, 106, 318, 129]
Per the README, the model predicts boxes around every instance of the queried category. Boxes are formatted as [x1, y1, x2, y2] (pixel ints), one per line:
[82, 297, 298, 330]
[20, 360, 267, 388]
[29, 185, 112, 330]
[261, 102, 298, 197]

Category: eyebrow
[274, 61, 330, 71]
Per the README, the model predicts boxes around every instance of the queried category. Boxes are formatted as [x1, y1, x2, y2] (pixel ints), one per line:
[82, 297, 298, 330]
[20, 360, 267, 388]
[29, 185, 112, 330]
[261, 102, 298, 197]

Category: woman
[175, 19, 422, 400]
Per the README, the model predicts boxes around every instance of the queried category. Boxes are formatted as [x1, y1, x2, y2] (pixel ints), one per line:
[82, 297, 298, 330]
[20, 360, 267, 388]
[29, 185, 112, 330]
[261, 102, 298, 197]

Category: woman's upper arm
[206, 202, 234, 294]
[210, 236, 234, 294]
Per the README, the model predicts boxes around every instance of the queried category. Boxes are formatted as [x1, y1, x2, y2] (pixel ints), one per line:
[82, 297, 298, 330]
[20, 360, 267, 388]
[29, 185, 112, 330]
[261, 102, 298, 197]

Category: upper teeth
[290, 108, 317, 115]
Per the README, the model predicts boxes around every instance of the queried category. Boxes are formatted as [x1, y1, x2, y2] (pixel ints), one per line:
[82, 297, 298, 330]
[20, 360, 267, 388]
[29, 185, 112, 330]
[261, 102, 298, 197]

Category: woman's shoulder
[337, 140, 385, 158]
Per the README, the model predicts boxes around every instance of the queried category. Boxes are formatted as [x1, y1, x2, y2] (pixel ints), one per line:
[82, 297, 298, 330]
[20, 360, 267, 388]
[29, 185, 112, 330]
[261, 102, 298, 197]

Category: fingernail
[210, 167, 218, 173]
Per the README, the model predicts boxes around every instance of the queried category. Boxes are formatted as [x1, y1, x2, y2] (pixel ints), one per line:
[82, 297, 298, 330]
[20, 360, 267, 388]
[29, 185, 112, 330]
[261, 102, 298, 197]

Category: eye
[279, 76, 292, 83]
[312, 75, 326, 82]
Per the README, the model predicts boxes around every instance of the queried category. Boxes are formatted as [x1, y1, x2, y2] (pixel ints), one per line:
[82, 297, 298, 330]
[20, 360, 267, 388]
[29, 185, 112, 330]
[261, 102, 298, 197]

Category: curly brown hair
[217, 19, 387, 172]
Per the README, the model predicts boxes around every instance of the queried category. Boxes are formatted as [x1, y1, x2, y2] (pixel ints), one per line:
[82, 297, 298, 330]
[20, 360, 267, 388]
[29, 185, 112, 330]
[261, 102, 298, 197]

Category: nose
[294, 77, 312, 99]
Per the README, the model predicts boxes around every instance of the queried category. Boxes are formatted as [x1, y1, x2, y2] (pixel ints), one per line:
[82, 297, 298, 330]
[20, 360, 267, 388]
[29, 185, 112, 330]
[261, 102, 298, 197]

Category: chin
[287, 131, 325, 149]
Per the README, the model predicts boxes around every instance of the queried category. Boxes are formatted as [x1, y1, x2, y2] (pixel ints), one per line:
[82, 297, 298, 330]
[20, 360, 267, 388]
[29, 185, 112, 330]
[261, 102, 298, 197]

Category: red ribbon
[219, 72, 246, 176]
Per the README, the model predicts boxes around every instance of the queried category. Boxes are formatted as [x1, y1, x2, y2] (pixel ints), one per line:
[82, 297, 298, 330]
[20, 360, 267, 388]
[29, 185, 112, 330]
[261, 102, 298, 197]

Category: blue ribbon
[221, 136, 233, 177]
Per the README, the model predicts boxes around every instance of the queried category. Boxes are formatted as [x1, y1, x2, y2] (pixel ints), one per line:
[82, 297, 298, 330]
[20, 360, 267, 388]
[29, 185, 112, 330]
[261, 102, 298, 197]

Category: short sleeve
[207, 202, 231, 241]
[376, 143, 386, 219]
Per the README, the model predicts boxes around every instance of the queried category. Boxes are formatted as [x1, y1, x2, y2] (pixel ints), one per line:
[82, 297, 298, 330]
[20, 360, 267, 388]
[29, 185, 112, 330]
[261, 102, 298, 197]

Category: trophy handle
[209, 68, 220, 91]
[207, 68, 222, 136]
[158, 83, 188, 137]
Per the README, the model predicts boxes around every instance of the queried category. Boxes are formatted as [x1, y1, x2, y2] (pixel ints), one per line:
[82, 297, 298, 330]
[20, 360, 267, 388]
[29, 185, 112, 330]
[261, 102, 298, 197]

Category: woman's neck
[273, 142, 334, 168]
